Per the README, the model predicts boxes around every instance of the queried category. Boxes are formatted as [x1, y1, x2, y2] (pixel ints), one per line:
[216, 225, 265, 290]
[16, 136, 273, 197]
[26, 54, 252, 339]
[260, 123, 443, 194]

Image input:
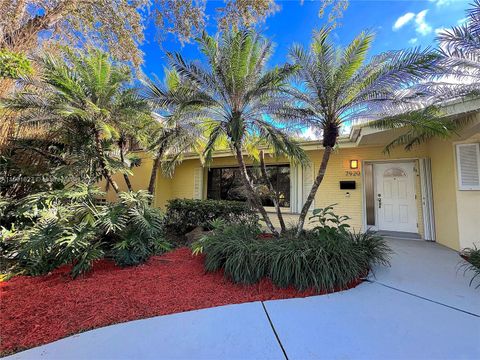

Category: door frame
[373, 161, 418, 233]
[361, 158, 436, 240]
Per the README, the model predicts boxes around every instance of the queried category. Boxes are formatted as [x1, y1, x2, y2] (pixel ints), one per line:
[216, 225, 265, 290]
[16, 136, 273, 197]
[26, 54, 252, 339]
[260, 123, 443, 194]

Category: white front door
[374, 162, 418, 233]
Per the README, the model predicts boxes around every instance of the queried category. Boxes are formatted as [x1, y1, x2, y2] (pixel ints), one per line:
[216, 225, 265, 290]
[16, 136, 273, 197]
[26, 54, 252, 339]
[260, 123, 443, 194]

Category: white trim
[455, 143, 480, 191]
[419, 158, 436, 241]
[193, 167, 204, 199]
[362, 158, 425, 236]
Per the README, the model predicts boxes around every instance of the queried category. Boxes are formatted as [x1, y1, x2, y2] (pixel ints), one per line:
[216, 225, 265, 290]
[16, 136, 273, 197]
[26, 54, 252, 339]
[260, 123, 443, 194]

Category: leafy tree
[167, 29, 307, 235]
[0, 48, 151, 194]
[289, 28, 454, 236]
[0, 1, 284, 73]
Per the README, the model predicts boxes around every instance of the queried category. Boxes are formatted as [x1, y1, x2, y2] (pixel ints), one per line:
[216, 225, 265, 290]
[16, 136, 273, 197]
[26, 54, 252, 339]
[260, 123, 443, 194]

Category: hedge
[165, 199, 259, 234]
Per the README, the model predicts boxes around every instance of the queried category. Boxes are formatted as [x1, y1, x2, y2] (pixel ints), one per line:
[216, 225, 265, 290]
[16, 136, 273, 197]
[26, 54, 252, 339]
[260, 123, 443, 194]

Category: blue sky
[140, 0, 469, 79]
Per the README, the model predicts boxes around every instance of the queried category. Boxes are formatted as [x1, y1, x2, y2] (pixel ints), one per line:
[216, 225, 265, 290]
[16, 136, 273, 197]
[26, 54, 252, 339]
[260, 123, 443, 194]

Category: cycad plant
[0, 48, 151, 193]
[289, 28, 454, 236]
[141, 69, 205, 196]
[167, 29, 306, 235]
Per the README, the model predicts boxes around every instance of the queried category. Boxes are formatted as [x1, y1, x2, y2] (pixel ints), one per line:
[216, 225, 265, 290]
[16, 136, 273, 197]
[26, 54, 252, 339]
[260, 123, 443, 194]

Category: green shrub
[1, 186, 170, 277]
[309, 203, 351, 236]
[460, 246, 480, 288]
[165, 198, 259, 234]
[2, 185, 105, 277]
[197, 215, 391, 292]
[98, 191, 170, 267]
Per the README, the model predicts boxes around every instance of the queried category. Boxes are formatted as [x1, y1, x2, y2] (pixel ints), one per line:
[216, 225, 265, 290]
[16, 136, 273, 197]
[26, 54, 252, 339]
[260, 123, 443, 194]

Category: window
[207, 165, 290, 207]
[456, 143, 480, 190]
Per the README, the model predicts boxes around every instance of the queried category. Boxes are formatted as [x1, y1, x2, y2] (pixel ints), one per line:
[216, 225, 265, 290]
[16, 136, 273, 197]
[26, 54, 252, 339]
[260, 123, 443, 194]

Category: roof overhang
[350, 97, 480, 147]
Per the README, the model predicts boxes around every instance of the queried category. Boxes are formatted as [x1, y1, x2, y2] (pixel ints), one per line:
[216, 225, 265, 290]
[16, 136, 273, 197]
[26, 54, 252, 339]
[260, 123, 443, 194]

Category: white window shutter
[302, 163, 315, 210]
[456, 144, 480, 190]
[193, 167, 204, 199]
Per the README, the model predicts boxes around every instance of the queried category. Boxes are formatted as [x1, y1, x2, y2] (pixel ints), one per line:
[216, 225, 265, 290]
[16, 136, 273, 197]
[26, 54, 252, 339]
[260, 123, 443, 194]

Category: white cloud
[392, 10, 432, 36]
[415, 10, 432, 36]
[393, 12, 415, 30]
[429, 0, 455, 7]
[408, 38, 418, 45]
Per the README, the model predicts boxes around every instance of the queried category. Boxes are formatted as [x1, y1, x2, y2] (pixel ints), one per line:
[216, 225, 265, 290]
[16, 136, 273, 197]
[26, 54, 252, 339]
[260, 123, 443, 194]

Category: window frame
[207, 164, 291, 208]
[456, 143, 480, 191]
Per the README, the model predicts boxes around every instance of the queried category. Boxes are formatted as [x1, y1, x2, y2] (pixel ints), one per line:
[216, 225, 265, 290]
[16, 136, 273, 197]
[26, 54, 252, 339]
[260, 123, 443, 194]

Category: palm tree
[167, 29, 306, 235]
[289, 27, 453, 236]
[431, 0, 480, 98]
[1, 48, 150, 193]
[141, 69, 204, 196]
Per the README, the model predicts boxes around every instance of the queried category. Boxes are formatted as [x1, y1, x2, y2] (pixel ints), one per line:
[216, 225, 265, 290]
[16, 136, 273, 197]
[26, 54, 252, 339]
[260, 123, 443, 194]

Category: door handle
[377, 194, 382, 208]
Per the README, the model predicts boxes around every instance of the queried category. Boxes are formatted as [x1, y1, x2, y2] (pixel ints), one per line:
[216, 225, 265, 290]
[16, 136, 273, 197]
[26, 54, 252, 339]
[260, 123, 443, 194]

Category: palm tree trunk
[118, 139, 133, 192]
[148, 156, 161, 195]
[93, 128, 119, 193]
[234, 144, 279, 236]
[295, 146, 333, 237]
[259, 150, 286, 233]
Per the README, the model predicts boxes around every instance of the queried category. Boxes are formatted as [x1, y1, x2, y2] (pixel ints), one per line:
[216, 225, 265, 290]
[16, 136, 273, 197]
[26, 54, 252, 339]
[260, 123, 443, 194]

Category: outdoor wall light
[350, 159, 359, 169]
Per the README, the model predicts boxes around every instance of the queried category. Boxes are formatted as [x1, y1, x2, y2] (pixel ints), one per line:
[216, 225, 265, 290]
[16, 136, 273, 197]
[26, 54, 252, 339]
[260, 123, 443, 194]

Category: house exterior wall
[428, 137, 461, 250]
[101, 122, 479, 252]
[453, 133, 480, 250]
[145, 145, 428, 236]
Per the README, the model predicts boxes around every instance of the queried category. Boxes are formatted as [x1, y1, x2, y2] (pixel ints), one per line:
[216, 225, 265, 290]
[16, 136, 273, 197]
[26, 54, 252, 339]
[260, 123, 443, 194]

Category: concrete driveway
[5, 238, 480, 360]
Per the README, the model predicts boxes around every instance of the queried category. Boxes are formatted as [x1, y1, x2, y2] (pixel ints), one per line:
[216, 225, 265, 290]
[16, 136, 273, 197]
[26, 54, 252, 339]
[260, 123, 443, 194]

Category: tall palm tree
[168, 29, 306, 235]
[141, 69, 205, 196]
[1, 48, 150, 193]
[289, 28, 453, 236]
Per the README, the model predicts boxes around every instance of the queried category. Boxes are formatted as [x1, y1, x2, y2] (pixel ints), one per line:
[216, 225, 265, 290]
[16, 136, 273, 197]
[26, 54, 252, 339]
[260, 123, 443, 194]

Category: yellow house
[104, 98, 480, 251]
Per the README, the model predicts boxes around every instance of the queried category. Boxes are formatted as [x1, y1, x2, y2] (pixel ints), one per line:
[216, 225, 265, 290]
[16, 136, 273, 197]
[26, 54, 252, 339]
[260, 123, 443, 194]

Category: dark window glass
[207, 165, 290, 207]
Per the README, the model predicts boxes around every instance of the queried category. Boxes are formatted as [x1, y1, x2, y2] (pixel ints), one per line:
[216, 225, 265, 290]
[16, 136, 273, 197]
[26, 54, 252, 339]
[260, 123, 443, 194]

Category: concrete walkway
[6, 239, 480, 360]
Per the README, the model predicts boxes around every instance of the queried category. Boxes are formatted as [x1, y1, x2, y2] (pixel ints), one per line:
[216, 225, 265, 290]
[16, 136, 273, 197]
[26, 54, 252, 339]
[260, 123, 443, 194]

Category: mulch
[0, 247, 362, 355]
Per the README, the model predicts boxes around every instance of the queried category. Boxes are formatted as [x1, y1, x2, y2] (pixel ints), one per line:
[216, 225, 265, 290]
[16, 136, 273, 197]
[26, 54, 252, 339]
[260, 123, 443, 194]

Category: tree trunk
[295, 146, 333, 237]
[148, 156, 161, 195]
[93, 128, 119, 193]
[118, 139, 133, 192]
[234, 144, 278, 236]
[3, 0, 77, 51]
[259, 150, 286, 233]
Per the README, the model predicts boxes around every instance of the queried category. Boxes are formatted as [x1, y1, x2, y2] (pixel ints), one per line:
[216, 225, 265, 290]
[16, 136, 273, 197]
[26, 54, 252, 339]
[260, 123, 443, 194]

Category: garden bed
[0, 247, 363, 355]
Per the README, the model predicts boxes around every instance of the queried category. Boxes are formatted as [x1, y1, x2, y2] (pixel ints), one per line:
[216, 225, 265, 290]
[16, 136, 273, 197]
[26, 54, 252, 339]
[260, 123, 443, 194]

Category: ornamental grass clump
[460, 246, 480, 288]
[195, 205, 391, 292]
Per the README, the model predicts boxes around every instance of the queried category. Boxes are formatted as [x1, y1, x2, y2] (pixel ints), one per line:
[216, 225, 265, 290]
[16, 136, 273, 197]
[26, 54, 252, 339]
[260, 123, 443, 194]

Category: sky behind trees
[140, 0, 469, 79]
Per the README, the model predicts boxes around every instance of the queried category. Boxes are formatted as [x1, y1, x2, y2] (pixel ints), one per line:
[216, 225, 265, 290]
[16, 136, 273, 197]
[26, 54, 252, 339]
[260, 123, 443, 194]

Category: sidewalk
[6, 239, 479, 360]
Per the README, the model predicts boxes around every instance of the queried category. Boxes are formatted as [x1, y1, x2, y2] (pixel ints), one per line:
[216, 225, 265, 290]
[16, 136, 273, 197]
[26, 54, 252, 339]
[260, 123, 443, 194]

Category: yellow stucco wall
[147, 145, 427, 236]
[453, 132, 480, 250]
[427, 137, 461, 250]
[304, 145, 426, 235]
[100, 126, 480, 251]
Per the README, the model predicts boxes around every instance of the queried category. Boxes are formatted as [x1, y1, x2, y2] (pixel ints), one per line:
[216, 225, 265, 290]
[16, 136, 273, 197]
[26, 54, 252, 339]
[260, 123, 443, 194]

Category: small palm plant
[167, 29, 307, 235]
[289, 27, 455, 236]
[0, 48, 151, 193]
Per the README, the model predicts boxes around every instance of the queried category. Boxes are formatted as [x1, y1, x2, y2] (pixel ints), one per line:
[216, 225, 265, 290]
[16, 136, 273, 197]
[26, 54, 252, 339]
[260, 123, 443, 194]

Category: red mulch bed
[0, 248, 362, 355]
